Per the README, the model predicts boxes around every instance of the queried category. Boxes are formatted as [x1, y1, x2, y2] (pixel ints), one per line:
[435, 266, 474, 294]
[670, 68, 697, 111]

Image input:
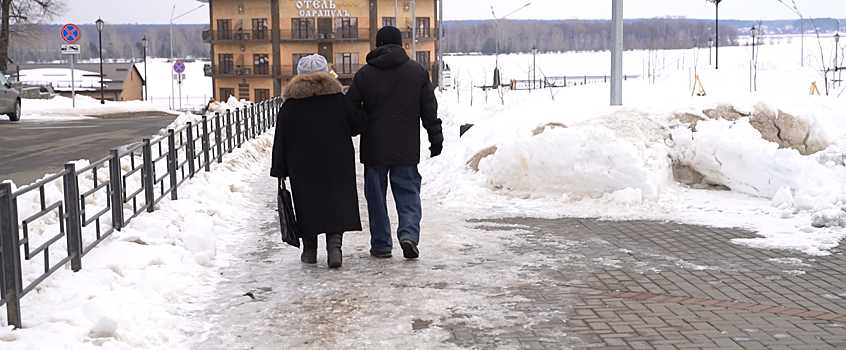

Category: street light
[96, 17, 105, 104]
[751, 26, 757, 61]
[706, 0, 723, 69]
[836, 33, 840, 86]
[707, 37, 714, 65]
[532, 46, 537, 90]
[141, 36, 148, 101]
[491, 2, 530, 88]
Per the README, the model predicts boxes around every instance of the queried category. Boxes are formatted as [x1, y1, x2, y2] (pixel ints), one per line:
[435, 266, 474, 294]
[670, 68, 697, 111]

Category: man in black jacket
[346, 26, 443, 259]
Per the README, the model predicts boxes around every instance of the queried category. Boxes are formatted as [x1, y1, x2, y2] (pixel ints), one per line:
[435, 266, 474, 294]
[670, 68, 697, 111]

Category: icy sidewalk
[187, 155, 566, 349]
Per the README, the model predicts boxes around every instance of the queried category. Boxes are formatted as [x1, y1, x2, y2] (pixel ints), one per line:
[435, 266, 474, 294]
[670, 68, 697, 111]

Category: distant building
[8, 62, 144, 101]
[197, 0, 442, 102]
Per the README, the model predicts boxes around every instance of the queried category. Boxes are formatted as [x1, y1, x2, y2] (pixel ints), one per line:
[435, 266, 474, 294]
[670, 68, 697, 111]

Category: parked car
[0, 73, 20, 121]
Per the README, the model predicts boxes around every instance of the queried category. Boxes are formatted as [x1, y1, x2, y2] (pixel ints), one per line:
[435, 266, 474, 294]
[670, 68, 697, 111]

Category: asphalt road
[0, 114, 178, 186]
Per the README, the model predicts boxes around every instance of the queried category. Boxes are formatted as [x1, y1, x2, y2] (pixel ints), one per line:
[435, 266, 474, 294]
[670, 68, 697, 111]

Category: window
[219, 54, 234, 74]
[217, 19, 231, 40]
[416, 17, 431, 37]
[291, 18, 315, 39]
[335, 18, 358, 39]
[254, 54, 269, 75]
[255, 89, 270, 101]
[415, 51, 430, 69]
[292, 53, 314, 75]
[335, 53, 359, 74]
[382, 17, 396, 28]
[220, 88, 235, 101]
[252, 18, 268, 39]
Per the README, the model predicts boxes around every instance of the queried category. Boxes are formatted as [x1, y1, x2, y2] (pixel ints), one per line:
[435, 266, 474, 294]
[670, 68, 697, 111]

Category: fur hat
[297, 54, 329, 75]
[376, 26, 402, 47]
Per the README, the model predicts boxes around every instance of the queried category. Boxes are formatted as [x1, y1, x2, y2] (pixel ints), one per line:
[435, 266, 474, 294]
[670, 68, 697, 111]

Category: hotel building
[198, 0, 442, 102]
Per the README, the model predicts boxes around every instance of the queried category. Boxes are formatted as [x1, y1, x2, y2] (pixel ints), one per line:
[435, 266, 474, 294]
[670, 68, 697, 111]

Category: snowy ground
[2, 36, 846, 348]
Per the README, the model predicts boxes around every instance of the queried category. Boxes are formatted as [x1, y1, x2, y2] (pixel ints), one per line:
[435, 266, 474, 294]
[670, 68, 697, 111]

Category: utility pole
[610, 0, 623, 106]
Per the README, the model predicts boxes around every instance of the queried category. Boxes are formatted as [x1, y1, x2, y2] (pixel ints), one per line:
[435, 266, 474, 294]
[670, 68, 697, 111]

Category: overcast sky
[57, 0, 846, 25]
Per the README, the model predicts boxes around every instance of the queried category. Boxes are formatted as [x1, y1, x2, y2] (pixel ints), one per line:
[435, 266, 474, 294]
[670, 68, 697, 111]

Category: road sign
[61, 24, 80, 44]
[61, 44, 80, 55]
[173, 61, 186, 74]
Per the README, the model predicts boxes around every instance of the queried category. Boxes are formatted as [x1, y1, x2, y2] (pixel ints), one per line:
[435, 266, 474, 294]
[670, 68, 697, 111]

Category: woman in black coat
[270, 54, 364, 268]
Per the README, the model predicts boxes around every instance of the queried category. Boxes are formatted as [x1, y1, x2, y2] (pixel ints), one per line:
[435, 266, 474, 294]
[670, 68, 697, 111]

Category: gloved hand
[430, 142, 443, 158]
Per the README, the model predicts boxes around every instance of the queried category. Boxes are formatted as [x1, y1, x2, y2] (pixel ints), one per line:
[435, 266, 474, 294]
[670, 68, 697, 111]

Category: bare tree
[0, 0, 66, 71]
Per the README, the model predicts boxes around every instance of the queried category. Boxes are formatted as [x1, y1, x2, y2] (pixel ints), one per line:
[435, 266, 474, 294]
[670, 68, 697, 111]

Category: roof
[7, 62, 142, 92]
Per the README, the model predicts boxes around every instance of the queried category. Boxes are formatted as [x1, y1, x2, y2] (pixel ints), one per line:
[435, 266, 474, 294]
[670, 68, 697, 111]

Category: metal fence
[509, 75, 641, 90]
[0, 96, 282, 329]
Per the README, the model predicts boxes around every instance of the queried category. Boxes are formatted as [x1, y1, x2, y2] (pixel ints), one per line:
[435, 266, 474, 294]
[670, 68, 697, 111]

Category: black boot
[326, 233, 343, 268]
[301, 235, 317, 264]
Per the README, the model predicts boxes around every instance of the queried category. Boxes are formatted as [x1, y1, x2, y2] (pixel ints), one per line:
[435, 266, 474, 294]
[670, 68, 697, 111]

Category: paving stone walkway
[461, 217, 846, 350]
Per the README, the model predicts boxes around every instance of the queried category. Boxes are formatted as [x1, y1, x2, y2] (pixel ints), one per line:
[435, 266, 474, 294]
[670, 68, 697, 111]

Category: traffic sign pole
[61, 24, 81, 108]
[173, 61, 186, 110]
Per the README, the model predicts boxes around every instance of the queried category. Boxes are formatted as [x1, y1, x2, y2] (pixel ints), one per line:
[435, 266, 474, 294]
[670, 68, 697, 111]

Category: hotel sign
[296, 1, 351, 17]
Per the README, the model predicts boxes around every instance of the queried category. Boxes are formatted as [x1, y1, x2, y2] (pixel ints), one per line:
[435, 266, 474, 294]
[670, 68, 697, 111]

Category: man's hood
[366, 44, 410, 70]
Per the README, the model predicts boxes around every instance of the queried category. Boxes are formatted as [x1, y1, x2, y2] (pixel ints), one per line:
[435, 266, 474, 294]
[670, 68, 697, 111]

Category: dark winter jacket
[346, 44, 443, 165]
[270, 72, 364, 237]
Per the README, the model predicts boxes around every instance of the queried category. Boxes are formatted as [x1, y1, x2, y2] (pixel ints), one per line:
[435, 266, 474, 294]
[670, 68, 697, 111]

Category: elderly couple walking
[270, 26, 443, 268]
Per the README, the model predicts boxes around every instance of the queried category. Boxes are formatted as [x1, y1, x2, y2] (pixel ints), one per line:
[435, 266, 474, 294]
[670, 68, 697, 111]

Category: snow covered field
[2, 35, 846, 348]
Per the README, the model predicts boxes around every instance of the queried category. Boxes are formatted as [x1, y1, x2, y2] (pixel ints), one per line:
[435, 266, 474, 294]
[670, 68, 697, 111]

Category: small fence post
[215, 113, 223, 163]
[202, 115, 211, 172]
[251, 104, 257, 138]
[62, 164, 83, 272]
[108, 149, 124, 230]
[235, 108, 242, 148]
[186, 122, 196, 177]
[167, 130, 179, 200]
[142, 139, 155, 213]
[226, 110, 233, 153]
[0, 183, 23, 328]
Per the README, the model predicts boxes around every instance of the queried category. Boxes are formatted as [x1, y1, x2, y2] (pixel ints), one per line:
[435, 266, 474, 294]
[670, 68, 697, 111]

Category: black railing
[508, 75, 642, 90]
[280, 28, 371, 41]
[203, 29, 271, 42]
[0, 97, 282, 329]
[205, 64, 272, 76]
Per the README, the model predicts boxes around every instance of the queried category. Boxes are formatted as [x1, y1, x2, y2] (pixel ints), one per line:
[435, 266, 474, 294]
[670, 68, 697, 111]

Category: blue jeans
[364, 164, 422, 253]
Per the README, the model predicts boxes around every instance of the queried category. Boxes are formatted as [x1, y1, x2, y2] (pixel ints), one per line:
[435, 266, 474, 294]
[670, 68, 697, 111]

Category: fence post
[215, 113, 223, 163]
[251, 104, 257, 138]
[226, 110, 233, 153]
[142, 139, 155, 213]
[202, 115, 211, 172]
[167, 130, 179, 200]
[108, 149, 124, 230]
[186, 122, 196, 177]
[235, 108, 242, 148]
[0, 183, 22, 328]
[62, 164, 83, 272]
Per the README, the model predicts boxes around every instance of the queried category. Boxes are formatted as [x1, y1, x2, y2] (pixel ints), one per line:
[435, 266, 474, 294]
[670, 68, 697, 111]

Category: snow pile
[21, 95, 169, 120]
[0, 132, 274, 349]
[205, 95, 252, 116]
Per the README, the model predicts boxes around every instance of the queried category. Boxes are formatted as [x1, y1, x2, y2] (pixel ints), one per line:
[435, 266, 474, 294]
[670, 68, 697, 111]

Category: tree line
[442, 17, 740, 54]
[8, 24, 209, 64]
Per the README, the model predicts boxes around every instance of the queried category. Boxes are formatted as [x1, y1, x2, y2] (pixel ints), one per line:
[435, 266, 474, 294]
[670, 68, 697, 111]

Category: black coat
[346, 44, 443, 165]
[270, 72, 364, 237]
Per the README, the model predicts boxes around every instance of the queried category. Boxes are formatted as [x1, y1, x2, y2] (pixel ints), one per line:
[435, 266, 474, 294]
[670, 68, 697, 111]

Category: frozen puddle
[187, 156, 557, 349]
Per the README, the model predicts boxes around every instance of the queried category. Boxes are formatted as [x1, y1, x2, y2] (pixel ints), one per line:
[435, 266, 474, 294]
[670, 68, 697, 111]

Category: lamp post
[706, 0, 722, 69]
[96, 17, 105, 104]
[836, 33, 840, 86]
[491, 3, 530, 88]
[532, 46, 537, 90]
[708, 37, 714, 65]
[141, 36, 148, 101]
[751, 26, 757, 61]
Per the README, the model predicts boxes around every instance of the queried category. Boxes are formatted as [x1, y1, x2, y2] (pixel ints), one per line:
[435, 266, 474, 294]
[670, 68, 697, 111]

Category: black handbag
[277, 178, 300, 247]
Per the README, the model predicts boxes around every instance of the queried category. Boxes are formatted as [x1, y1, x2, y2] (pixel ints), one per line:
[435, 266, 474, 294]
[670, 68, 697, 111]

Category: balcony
[203, 29, 271, 42]
[205, 64, 272, 77]
[204, 64, 366, 78]
[401, 27, 441, 39]
[280, 28, 371, 41]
